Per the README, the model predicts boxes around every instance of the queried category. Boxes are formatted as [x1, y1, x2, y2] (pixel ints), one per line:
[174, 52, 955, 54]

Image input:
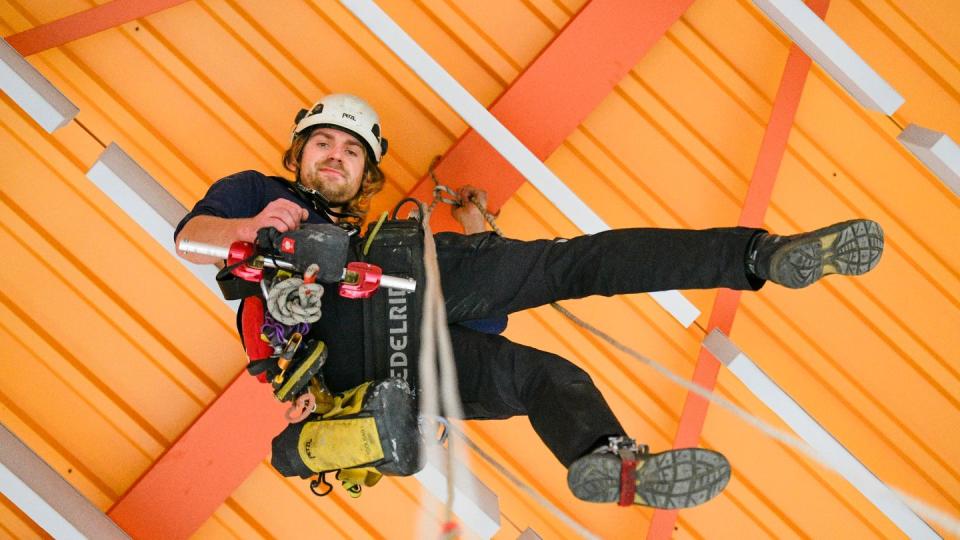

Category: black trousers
[436, 227, 763, 467]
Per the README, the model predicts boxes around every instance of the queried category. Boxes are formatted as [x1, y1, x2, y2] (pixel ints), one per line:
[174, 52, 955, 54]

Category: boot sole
[567, 448, 731, 509]
[769, 219, 884, 289]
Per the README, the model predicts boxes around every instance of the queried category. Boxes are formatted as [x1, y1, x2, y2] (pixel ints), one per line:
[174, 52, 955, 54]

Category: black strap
[287, 183, 362, 223]
[246, 357, 279, 377]
[310, 473, 334, 497]
[391, 198, 426, 221]
[217, 273, 262, 300]
[215, 255, 264, 300]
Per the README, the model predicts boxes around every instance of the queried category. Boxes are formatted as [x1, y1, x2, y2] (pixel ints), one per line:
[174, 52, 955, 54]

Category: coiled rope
[265, 264, 324, 325]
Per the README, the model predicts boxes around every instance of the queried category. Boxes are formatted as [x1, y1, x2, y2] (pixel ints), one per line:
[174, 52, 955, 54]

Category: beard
[300, 164, 361, 205]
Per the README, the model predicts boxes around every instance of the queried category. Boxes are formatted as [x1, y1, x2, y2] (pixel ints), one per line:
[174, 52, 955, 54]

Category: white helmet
[292, 93, 388, 163]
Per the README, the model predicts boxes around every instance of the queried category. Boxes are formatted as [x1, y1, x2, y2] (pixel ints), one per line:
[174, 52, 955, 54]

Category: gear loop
[309, 473, 333, 497]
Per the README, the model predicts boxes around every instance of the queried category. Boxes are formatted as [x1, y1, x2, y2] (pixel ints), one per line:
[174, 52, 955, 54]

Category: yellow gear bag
[271, 378, 422, 494]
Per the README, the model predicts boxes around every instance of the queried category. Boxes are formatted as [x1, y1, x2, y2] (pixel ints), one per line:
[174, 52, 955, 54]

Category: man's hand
[246, 199, 310, 239]
[451, 185, 488, 234]
[175, 198, 310, 265]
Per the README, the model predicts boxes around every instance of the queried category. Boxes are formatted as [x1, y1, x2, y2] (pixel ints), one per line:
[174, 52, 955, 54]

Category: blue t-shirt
[174, 170, 336, 238]
[176, 170, 369, 391]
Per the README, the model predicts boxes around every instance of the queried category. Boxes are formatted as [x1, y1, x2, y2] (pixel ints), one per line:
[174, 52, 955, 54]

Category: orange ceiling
[1, 0, 958, 538]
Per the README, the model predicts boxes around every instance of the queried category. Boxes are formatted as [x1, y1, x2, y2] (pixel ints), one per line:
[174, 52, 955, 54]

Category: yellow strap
[362, 211, 389, 256]
[274, 340, 324, 401]
[309, 377, 335, 415]
[335, 467, 383, 498]
[339, 467, 383, 488]
[319, 381, 372, 419]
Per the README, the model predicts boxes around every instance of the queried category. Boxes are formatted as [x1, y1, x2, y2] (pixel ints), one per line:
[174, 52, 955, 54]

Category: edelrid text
[388, 287, 408, 382]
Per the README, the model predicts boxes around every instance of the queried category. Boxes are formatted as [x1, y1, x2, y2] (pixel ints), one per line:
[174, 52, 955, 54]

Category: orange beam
[4, 0, 190, 56]
[406, 0, 698, 232]
[107, 370, 287, 539]
[647, 0, 831, 537]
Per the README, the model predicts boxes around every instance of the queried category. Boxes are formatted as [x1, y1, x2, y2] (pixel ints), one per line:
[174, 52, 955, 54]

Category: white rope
[265, 276, 323, 325]
[415, 184, 604, 537]
[443, 421, 599, 540]
[552, 303, 960, 536]
[418, 206, 474, 537]
[416, 214, 441, 534]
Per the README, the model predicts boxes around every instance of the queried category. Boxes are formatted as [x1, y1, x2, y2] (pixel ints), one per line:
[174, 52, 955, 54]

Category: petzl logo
[281, 237, 296, 254]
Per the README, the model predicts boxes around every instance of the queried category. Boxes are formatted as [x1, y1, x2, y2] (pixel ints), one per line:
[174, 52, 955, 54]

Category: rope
[260, 312, 310, 350]
[554, 303, 960, 535]
[438, 419, 600, 540]
[427, 157, 502, 235]
[417, 201, 472, 537]
[425, 171, 960, 536]
[265, 274, 323, 325]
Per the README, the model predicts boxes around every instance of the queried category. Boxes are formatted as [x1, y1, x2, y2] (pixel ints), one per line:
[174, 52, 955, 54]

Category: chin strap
[288, 182, 362, 223]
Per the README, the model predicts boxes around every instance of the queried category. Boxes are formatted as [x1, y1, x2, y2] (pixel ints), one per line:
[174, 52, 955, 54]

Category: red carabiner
[226, 241, 263, 282]
[339, 262, 383, 299]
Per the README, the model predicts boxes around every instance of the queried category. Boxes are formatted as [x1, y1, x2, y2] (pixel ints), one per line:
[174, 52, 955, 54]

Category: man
[175, 93, 884, 509]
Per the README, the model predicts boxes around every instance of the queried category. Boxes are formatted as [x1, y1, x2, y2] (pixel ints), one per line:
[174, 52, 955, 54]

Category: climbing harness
[270, 201, 432, 498]
[178, 206, 435, 498]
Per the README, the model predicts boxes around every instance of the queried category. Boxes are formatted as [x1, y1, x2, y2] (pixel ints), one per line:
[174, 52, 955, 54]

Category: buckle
[606, 436, 646, 458]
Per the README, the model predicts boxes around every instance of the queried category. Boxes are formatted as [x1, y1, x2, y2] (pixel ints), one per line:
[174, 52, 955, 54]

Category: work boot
[746, 219, 884, 289]
[567, 438, 730, 509]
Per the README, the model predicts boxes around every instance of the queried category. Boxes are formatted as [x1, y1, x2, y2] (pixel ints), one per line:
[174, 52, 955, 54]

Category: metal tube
[177, 239, 294, 270]
[179, 238, 411, 290]
[177, 239, 229, 259]
[380, 274, 417, 292]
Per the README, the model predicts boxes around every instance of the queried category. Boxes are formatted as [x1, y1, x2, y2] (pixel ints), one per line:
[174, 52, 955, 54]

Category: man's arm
[175, 199, 309, 264]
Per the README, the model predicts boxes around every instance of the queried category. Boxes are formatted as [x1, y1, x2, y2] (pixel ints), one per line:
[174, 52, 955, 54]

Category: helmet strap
[289, 182, 362, 222]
